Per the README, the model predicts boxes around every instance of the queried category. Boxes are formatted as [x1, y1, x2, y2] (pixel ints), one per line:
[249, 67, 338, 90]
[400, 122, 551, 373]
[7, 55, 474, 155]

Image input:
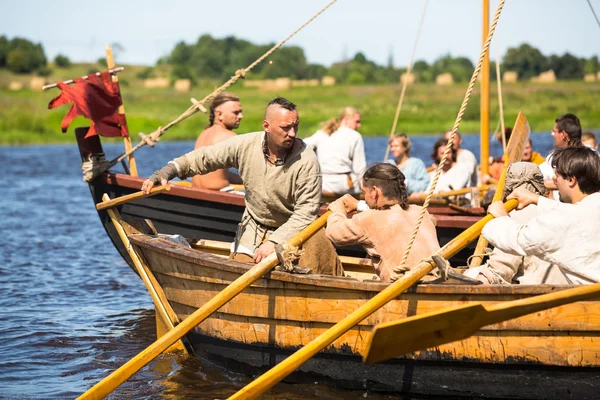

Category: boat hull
[130, 235, 600, 399]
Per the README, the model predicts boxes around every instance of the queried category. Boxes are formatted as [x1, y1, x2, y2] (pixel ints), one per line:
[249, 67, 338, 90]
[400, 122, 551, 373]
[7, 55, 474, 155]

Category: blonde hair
[583, 131, 598, 147]
[389, 132, 412, 157]
[322, 106, 359, 135]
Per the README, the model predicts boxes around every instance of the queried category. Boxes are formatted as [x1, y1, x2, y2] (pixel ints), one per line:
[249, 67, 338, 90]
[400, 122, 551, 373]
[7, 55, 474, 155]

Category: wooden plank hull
[130, 235, 600, 398]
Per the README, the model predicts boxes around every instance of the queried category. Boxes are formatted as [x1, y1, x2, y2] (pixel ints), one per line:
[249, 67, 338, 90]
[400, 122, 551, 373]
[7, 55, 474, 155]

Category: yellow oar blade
[363, 303, 485, 364]
[364, 282, 600, 365]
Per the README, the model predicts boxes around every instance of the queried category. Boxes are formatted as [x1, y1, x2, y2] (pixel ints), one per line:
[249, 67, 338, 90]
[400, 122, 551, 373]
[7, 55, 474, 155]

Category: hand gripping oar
[77, 210, 332, 400]
[469, 112, 530, 268]
[228, 199, 518, 400]
[363, 280, 600, 364]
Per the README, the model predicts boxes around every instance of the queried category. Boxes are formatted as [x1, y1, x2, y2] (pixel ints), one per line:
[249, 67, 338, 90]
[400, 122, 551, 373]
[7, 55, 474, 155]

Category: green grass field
[1, 64, 600, 145]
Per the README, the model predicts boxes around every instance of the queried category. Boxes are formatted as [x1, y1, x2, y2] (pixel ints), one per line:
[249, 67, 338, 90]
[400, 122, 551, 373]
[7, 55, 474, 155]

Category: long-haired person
[303, 107, 366, 195]
[388, 133, 429, 194]
[326, 163, 440, 282]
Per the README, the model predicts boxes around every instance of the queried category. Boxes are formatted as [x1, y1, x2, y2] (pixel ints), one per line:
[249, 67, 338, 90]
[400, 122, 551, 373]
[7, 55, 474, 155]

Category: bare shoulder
[195, 126, 236, 149]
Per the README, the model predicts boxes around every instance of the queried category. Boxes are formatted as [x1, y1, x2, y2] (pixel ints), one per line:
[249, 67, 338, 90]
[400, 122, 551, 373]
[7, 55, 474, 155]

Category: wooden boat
[125, 232, 600, 399]
[77, 128, 485, 269]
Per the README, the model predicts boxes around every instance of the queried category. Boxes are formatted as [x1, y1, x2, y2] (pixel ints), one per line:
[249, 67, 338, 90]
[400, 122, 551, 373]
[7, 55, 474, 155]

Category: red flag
[48, 71, 129, 138]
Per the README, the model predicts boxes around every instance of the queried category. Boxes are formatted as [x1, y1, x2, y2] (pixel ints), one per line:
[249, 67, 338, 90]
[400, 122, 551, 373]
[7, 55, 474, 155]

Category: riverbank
[2, 67, 599, 144]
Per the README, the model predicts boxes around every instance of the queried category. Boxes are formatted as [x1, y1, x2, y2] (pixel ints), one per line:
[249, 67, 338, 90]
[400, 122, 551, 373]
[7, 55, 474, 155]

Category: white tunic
[303, 127, 367, 194]
[457, 148, 479, 187]
[482, 192, 600, 284]
[539, 151, 559, 199]
[427, 163, 472, 193]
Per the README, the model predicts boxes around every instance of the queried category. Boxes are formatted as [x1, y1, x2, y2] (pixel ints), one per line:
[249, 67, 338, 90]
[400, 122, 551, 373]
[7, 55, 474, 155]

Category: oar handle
[95, 185, 171, 210]
[78, 210, 331, 400]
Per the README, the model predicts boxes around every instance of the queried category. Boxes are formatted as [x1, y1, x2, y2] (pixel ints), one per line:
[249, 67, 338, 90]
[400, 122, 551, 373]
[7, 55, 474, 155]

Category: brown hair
[555, 113, 582, 147]
[362, 163, 409, 210]
[551, 147, 600, 194]
[322, 107, 359, 135]
[431, 138, 457, 163]
[389, 133, 412, 157]
[208, 92, 240, 127]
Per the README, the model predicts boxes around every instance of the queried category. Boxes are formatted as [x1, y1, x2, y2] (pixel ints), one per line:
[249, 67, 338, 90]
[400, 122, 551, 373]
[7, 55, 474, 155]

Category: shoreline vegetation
[1, 64, 600, 145]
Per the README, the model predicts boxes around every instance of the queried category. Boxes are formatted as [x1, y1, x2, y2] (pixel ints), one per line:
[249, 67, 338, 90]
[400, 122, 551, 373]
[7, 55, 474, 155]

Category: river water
[0, 132, 559, 399]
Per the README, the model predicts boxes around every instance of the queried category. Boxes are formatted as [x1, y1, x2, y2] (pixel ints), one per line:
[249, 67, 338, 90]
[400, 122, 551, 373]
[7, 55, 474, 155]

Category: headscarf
[502, 162, 546, 200]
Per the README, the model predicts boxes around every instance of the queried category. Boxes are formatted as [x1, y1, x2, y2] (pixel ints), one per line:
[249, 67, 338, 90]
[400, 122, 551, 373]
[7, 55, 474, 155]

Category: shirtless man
[192, 92, 243, 190]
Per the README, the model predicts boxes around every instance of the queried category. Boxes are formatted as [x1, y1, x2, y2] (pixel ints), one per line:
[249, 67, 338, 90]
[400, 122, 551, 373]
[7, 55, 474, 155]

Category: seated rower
[303, 107, 366, 195]
[482, 147, 600, 284]
[326, 163, 440, 282]
[388, 133, 430, 195]
[192, 92, 244, 190]
[465, 162, 568, 285]
[424, 138, 472, 194]
[444, 130, 479, 187]
[142, 97, 342, 276]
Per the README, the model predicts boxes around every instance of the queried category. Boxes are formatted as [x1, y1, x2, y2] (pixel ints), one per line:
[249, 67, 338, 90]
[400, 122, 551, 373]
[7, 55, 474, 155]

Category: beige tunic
[171, 131, 322, 247]
[326, 205, 440, 281]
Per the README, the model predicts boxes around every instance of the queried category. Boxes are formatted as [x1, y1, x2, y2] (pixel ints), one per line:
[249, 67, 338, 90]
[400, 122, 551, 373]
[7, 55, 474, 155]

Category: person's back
[192, 92, 243, 190]
[304, 107, 366, 194]
[326, 163, 440, 282]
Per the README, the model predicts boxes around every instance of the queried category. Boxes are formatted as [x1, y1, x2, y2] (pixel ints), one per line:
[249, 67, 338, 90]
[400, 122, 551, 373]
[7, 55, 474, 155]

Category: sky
[2, 0, 599, 68]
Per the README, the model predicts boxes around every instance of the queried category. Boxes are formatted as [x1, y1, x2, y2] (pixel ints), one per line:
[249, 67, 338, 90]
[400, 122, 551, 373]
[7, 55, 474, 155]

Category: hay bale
[400, 72, 415, 85]
[275, 77, 291, 90]
[584, 74, 596, 82]
[243, 80, 262, 88]
[143, 78, 169, 88]
[503, 71, 518, 83]
[29, 77, 46, 91]
[8, 81, 24, 91]
[531, 70, 556, 83]
[596, 71, 600, 81]
[436, 73, 454, 85]
[174, 79, 191, 92]
[321, 76, 336, 86]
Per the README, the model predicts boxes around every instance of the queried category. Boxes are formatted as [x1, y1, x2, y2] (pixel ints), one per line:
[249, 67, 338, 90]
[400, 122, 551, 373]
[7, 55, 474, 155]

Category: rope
[382, 0, 429, 162]
[392, 0, 506, 279]
[495, 44, 506, 153]
[110, 0, 340, 167]
[587, 0, 600, 30]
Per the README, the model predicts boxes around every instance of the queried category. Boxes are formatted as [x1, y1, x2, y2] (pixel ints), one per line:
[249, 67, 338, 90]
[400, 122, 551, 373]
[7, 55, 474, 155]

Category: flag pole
[105, 44, 138, 176]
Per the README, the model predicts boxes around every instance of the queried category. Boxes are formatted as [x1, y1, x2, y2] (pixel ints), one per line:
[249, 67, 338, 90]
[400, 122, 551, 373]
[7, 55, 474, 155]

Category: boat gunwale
[103, 172, 485, 227]
[130, 234, 584, 296]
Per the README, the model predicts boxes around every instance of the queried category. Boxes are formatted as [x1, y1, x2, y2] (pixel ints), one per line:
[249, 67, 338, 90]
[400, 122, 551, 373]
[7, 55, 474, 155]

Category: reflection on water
[0, 134, 557, 399]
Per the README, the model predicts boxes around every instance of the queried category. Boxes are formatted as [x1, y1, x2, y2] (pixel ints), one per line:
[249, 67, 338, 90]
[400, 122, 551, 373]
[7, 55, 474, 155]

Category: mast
[480, 0, 490, 176]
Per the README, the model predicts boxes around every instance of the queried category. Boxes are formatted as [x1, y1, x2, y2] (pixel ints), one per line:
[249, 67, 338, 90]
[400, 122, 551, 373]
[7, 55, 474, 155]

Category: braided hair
[363, 163, 409, 210]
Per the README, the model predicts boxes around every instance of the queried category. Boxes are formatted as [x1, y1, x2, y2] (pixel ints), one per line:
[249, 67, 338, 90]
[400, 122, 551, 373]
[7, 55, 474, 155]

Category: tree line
[1, 34, 598, 84]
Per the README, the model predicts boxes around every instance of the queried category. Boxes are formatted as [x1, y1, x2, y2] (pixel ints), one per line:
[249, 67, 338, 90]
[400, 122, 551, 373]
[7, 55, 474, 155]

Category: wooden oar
[436, 184, 492, 198]
[77, 210, 332, 400]
[228, 199, 518, 400]
[469, 112, 530, 268]
[363, 281, 600, 364]
[95, 185, 170, 211]
[101, 193, 190, 354]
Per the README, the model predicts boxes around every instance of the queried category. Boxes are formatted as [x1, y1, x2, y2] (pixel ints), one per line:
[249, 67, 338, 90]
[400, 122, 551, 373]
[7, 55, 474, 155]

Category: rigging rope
[382, 0, 429, 162]
[110, 0, 340, 167]
[392, 0, 506, 279]
[587, 0, 600, 30]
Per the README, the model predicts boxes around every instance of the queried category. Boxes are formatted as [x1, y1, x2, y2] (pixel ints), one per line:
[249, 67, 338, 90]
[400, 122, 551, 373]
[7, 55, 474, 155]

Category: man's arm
[326, 209, 366, 247]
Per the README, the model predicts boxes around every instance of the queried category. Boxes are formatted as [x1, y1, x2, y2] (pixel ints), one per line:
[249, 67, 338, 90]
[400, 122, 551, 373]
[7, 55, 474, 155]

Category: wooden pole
[77, 211, 332, 400]
[42, 67, 125, 90]
[96, 185, 170, 211]
[105, 44, 138, 177]
[228, 199, 518, 400]
[480, 0, 490, 177]
[101, 194, 189, 354]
